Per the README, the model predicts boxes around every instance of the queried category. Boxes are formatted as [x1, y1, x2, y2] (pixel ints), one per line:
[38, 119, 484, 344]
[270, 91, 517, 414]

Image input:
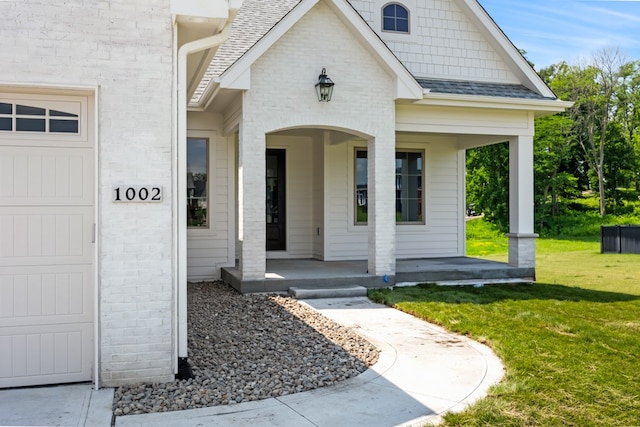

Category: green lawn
[370, 223, 640, 426]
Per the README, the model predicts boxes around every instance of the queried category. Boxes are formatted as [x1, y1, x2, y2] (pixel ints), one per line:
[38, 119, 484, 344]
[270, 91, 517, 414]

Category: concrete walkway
[0, 297, 503, 427]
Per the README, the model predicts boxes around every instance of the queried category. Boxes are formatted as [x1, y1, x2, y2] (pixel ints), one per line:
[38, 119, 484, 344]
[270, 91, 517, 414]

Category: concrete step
[395, 277, 533, 287]
[289, 285, 368, 299]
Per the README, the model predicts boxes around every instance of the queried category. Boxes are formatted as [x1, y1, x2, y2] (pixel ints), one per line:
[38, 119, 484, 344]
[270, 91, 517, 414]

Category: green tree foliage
[602, 122, 636, 213]
[467, 50, 640, 234]
[466, 142, 509, 232]
[534, 114, 579, 229]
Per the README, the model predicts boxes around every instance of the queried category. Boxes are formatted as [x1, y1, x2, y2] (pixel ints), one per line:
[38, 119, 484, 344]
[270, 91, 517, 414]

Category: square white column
[367, 134, 396, 277]
[238, 123, 266, 280]
[508, 135, 538, 268]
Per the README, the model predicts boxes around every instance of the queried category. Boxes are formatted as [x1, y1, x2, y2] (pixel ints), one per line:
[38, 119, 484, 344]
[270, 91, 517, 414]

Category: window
[0, 102, 79, 134]
[395, 151, 423, 222]
[355, 150, 369, 223]
[187, 137, 208, 228]
[382, 3, 409, 33]
[355, 149, 423, 224]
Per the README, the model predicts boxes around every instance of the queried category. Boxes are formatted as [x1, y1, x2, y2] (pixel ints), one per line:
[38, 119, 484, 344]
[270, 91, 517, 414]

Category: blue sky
[477, 0, 640, 70]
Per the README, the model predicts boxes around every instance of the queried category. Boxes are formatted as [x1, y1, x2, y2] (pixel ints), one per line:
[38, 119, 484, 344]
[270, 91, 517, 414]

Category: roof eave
[416, 91, 574, 116]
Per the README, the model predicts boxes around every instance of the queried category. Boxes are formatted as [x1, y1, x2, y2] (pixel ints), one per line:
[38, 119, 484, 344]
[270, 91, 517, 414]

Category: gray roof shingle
[416, 78, 554, 100]
[191, 0, 302, 104]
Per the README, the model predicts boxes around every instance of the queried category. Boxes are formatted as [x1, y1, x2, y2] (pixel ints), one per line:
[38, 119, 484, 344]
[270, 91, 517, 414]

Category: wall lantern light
[315, 68, 335, 102]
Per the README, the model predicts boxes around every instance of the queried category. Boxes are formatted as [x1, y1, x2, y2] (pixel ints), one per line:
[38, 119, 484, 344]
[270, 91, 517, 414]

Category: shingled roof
[191, 0, 553, 104]
[417, 78, 554, 100]
[191, 0, 302, 104]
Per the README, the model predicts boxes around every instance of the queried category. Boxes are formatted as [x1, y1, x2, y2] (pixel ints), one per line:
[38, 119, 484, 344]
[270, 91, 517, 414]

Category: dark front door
[266, 149, 286, 251]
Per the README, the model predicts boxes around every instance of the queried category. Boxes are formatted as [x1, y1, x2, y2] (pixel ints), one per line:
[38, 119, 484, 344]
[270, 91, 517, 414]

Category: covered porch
[221, 257, 534, 293]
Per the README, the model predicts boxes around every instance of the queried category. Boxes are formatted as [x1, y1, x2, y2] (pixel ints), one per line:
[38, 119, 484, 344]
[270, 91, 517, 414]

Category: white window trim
[373, 0, 418, 44]
[187, 130, 216, 237]
[347, 142, 368, 233]
[0, 93, 88, 144]
[395, 148, 426, 225]
[382, 2, 410, 34]
[347, 141, 430, 232]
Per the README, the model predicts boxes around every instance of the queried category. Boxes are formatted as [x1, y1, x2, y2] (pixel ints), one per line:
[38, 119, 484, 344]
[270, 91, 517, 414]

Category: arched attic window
[382, 3, 409, 33]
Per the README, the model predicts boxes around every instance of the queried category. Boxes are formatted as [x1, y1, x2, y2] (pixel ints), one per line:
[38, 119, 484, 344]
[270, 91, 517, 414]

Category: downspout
[174, 14, 236, 379]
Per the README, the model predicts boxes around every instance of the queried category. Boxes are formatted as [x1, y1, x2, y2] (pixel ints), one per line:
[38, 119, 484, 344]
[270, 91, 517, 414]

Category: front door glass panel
[266, 149, 286, 251]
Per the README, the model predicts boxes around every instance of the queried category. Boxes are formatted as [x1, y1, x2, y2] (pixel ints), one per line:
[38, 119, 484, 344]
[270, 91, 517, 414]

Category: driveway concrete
[0, 383, 113, 427]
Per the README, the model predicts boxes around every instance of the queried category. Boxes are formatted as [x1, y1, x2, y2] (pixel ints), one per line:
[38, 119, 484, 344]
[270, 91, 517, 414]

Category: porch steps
[289, 285, 368, 299]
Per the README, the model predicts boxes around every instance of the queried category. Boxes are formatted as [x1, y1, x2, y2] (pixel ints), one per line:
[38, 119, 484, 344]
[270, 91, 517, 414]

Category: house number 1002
[113, 186, 163, 203]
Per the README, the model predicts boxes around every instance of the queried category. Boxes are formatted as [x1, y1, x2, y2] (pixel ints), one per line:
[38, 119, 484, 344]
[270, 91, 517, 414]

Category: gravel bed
[113, 281, 379, 416]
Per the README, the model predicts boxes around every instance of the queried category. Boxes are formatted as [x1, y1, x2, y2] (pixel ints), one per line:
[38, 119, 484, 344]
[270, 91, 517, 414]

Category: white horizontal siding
[324, 142, 368, 261]
[266, 135, 314, 259]
[323, 137, 464, 261]
[396, 105, 533, 136]
[186, 115, 235, 281]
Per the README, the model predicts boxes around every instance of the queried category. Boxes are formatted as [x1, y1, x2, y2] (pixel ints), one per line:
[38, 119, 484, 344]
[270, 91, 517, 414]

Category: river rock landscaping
[113, 281, 379, 416]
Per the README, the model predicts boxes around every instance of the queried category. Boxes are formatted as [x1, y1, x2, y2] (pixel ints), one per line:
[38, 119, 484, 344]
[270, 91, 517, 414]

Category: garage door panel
[0, 265, 92, 327]
[0, 323, 92, 388]
[0, 207, 92, 265]
[1, 92, 93, 388]
[0, 146, 92, 206]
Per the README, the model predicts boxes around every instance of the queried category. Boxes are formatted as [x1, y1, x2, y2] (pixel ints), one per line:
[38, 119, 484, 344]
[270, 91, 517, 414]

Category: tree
[613, 60, 640, 192]
[602, 122, 636, 213]
[467, 50, 640, 234]
[547, 49, 629, 216]
[466, 142, 509, 231]
[534, 113, 579, 228]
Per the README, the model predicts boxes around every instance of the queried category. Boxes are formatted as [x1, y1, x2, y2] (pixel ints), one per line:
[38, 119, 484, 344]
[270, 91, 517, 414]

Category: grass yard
[370, 221, 640, 426]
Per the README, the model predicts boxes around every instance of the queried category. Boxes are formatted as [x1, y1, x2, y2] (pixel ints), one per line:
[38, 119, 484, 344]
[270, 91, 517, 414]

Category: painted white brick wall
[348, 0, 519, 83]
[0, 0, 175, 385]
[240, 1, 397, 278]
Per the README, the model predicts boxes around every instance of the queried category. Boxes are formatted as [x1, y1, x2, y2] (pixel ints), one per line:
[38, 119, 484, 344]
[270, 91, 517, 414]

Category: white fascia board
[453, 0, 556, 99]
[326, 0, 422, 100]
[229, 0, 243, 14]
[219, 67, 251, 90]
[189, 77, 220, 111]
[218, 0, 319, 91]
[171, 0, 231, 28]
[396, 78, 424, 100]
[416, 92, 573, 115]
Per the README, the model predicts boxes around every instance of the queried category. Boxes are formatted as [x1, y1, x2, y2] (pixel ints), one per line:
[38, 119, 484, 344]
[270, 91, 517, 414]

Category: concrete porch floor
[221, 257, 534, 293]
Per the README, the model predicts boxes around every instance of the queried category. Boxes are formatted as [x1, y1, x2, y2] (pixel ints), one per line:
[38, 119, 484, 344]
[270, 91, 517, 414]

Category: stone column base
[506, 233, 538, 268]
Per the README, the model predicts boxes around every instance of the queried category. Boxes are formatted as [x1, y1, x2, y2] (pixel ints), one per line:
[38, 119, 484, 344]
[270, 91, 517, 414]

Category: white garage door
[0, 92, 94, 388]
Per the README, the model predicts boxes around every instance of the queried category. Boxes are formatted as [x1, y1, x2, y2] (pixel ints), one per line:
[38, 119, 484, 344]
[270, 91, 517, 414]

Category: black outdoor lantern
[315, 68, 335, 102]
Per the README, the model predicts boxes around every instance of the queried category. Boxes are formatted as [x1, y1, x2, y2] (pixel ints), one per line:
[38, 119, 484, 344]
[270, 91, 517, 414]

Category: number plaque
[113, 186, 163, 202]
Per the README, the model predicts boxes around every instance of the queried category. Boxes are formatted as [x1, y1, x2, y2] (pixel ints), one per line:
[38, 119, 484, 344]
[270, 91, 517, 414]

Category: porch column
[238, 122, 266, 280]
[507, 135, 538, 268]
[367, 134, 396, 277]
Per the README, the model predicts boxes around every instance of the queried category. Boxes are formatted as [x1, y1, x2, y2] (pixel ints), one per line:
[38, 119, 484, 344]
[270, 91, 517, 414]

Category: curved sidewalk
[117, 296, 504, 427]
